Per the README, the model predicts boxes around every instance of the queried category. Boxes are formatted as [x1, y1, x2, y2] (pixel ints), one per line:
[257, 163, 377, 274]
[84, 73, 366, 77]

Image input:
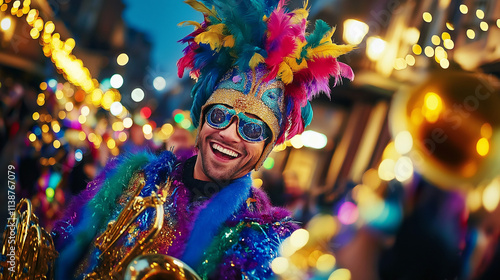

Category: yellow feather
[184, 0, 219, 19]
[284, 39, 308, 71]
[208, 23, 225, 34]
[194, 24, 226, 50]
[178, 20, 202, 30]
[278, 62, 293, 84]
[307, 44, 354, 58]
[291, 9, 308, 25]
[223, 35, 235, 47]
[249, 53, 265, 68]
[285, 56, 307, 72]
[291, 0, 309, 24]
[326, 27, 336, 38]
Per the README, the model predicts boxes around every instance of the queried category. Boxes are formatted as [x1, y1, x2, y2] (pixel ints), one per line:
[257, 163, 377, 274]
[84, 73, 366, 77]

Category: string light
[459, 4, 468, 14]
[422, 12, 432, 23]
[424, 46, 434, 57]
[443, 39, 454, 49]
[431, 35, 441, 45]
[476, 9, 484, 19]
[480, 21, 488, 32]
[412, 44, 422, 55]
[405, 54, 416, 66]
[440, 58, 450, 69]
[466, 29, 476, 39]
[117, 53, 129, 66]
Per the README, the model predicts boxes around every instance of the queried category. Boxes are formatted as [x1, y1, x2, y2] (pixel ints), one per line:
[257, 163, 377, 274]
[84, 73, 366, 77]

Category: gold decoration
[1, 199, 58, 280]
[124, 254, 201, 280]
[84, 177, 171, 280]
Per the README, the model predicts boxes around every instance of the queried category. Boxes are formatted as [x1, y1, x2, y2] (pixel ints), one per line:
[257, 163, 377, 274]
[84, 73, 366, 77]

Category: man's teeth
[212, 143, 238, 158]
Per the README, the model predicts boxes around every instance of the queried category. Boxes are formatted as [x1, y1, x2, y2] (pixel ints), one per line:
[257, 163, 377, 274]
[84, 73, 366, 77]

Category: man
[52, 0, 354, 279]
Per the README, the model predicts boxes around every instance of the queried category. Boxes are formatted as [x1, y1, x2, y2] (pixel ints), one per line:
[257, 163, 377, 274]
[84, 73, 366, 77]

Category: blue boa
[181, 173, 252, 268]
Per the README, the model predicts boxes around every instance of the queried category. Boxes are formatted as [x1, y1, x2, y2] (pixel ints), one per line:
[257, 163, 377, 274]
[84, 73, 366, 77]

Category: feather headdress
[178, 0, 354, 167]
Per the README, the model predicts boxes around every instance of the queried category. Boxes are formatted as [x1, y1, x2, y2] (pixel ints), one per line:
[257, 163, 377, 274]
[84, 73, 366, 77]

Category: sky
[121, 0, 202, 84]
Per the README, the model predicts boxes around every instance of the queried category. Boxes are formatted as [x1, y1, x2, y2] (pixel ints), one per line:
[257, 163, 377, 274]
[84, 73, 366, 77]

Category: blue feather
[181, 173, 252, 269]
[300, 20, 332, 59]
[301, 101, 313, 127]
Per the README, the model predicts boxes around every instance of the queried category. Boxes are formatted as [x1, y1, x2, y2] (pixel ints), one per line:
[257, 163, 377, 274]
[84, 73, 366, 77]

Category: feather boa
[181, 173, 252, 268]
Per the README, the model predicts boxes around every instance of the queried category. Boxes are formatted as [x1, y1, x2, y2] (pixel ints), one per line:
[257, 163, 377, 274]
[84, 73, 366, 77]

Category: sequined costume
[52, 150, 297, 279]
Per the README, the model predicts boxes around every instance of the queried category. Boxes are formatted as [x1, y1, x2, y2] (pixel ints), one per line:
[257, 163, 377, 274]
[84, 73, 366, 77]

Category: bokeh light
[316, 253, 336, 272]
[153, 76, 167, 91]
[483, 179, 500, 212]
[117, 53, 129, 66]
[142, 124, 153, 135]
[110, 74, 124, 89]
[423, 12, 432, 22]
[338, 201, 359, 225]
[342, 19, 369, 45]
[302, 130, 327, 149]
[110, 101, 124, 116]
[394, 131, 413, 155]
[459, 4, 468, 14]
[328, 268, 351, 280]
[263, 157, 275, 169]
[290, 228, 309, 249]
[75, 149, 83, 162]
[271, 257, 289, 275]
[131, 88, 145, 102]
[0, 17, 12, 31]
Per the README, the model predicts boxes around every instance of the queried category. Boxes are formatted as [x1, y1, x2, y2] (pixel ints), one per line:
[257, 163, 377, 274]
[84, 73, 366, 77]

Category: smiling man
[193, 65, 284, 184]
[52, 0, 354, 279]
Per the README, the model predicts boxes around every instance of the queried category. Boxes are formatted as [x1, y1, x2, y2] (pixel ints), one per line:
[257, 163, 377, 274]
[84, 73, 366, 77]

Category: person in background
[164, 124, 196, 155]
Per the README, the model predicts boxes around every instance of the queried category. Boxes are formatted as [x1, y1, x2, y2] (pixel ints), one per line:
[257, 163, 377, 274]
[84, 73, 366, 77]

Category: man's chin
[203, 161, 234, 182]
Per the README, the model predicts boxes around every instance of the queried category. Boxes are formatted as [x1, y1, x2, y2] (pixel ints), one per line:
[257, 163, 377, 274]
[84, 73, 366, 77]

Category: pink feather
[177, 45, 197, 78]
[264, 8, 303, 82]
[339, 62, 355, 81]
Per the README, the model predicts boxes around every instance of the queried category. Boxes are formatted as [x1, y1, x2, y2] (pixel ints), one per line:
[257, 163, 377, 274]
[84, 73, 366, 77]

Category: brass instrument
[0, 198, 58, 280]
[84, 175, 202, 280]
[84, 177, 169, 280]
[124, 254, 201, 280]
[1, 175, 201, 280]
[389, 71, 500, 189]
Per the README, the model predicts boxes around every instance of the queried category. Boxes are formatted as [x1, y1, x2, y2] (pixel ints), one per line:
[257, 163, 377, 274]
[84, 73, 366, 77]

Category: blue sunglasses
[205, 105, 271, 142]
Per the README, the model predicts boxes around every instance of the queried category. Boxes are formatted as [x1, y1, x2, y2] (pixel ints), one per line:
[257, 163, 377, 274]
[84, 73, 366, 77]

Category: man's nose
[218, 120, 241, 142]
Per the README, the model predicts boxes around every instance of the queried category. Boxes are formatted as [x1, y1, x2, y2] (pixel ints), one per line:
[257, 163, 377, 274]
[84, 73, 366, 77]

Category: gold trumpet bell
[390, 70, 500, 189]
[1, 198, 57, 280]
[124, 254, 201, 280]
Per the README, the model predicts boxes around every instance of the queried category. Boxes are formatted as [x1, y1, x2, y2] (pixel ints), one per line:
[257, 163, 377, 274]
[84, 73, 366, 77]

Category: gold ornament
[390, 70, 500, 189]
[124, 254, 201, 280]
[0, 199, 58, 280]
[84, 175, 171, 280]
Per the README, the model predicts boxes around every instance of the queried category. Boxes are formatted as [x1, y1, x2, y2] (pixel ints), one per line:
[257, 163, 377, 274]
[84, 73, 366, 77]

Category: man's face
[194, 109, 266, 183]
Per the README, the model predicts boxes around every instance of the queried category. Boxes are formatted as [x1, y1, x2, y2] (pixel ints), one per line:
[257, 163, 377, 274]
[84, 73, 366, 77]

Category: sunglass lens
[241, 122, 263, 141]
[209, 107, 227, 126]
